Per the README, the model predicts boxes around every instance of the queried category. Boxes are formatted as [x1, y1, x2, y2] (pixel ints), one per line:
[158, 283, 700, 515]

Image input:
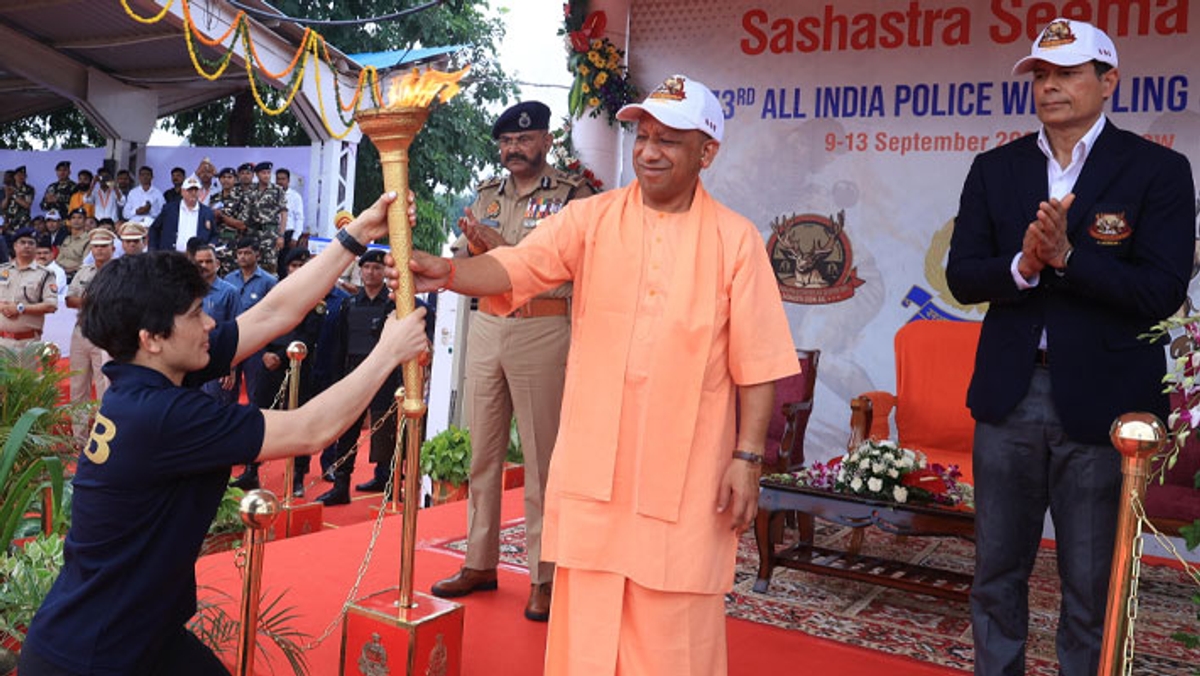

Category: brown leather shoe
[524, 582, 552, 622]
[430, 567, 498, 598]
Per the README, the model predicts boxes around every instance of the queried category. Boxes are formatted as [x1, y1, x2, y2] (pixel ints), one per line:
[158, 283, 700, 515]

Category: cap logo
[1038, 20, 1077, 48]
[648, 76, 687, 103]
[518, 111, 531, 129]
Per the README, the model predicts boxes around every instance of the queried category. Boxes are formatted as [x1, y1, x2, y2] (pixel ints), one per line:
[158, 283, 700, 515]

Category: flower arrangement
[550, 121, 604, 192]
[561, 2, 638, 125]
[768, 439, 974, 509]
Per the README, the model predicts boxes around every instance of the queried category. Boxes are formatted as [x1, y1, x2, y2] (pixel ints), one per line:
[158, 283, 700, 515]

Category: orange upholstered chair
[763, 349, 820, 474]
[849, 320, 981, 484]
[1144, 392, 1200, 537]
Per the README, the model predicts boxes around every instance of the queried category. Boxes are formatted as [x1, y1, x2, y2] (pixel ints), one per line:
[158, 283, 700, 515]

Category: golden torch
[340, 67, 468, 676]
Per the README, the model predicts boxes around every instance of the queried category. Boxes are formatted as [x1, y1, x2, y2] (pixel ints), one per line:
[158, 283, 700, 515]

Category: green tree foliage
[0, 108, 103, 150]
[163, 0, 517, 253]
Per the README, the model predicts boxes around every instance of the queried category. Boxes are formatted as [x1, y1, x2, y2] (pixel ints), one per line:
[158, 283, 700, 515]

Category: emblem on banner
[1089, 211, 1130, 244]
[649, 75, 687, 102]
[1038, 20, 1076, 48]
[767, 210, 863, 305]
[358, 632, 389, 676]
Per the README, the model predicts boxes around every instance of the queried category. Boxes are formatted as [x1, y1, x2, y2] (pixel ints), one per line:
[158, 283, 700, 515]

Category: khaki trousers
[463, 312, 569, 583]
[70, 325, 110, 443]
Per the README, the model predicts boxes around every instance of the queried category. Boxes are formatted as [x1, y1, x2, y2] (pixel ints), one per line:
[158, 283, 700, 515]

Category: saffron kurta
[487, 180, 798, 594]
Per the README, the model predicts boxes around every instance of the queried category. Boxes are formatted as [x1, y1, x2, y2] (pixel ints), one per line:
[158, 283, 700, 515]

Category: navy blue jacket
[947, 121, 1195, 444]
[148, 202, 217, 252]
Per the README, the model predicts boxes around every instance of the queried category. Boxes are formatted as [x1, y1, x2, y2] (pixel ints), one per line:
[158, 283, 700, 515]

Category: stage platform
[196, 487, 958, 675]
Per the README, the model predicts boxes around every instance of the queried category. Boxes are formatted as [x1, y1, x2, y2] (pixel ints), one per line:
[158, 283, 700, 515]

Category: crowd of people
[7, 15, 1193, 676]
[0, 158, 306, 276]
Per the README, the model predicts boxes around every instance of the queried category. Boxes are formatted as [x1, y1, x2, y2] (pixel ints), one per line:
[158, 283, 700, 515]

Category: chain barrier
[301, 415, 408, 650]
[1119, 493, 1200, 675]
[231, 378, 408, 648]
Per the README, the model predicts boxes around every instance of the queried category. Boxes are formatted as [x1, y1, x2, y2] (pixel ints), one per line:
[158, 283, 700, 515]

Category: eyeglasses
[497, 133, 541, 148]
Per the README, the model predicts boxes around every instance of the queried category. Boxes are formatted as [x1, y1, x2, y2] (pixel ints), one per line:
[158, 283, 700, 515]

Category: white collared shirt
[1011, 114, 1108, 291]
[175, 201, 200, 251]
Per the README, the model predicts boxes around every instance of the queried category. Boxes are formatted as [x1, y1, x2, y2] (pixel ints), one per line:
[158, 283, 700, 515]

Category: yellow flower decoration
[588, 51, 604, 68]
[594, 71, 609, 87]
[578, 64, 590, 76]
[582, 83, 591, 94]
[588, 96, 601, 107]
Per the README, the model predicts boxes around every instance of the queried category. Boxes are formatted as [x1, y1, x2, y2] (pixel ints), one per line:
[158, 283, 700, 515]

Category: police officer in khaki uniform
[56, 208, 92, 280]
[241, 161, 287, 275]
[430, 101, 596, 622]
[66, 228, 116, 442]
[0, 227, 58, 356]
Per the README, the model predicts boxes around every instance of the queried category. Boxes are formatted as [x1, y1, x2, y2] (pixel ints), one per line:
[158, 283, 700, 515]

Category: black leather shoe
[356, 478, 388, 493]
[322, 469, 336, 483]
[230, 467, 259, 491]
[314, 483, 350, 506]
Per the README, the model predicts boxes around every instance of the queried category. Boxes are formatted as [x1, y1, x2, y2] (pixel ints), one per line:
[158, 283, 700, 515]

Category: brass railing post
[282, 341, 307, 509]
[235, 489, 280, 676]
[1098, 412, 1166, 676]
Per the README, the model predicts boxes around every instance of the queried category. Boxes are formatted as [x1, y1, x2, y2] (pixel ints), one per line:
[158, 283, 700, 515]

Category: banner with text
[626, 0, 1199, 458]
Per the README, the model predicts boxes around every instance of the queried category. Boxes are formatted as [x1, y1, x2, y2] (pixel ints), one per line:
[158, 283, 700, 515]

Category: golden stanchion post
[1097, 412, 1166, 676]
[275, 341, 323, 538]
[339, 67, 468, 676]
[387, 387, 406, 514]
[236, 489, 280, 676]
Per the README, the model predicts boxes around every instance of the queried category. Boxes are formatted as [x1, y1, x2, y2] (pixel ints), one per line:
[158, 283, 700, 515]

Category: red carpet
[196, 488, 959, 675]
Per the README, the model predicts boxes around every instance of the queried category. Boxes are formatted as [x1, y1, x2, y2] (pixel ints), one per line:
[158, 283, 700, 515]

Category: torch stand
[340, 106, 464, 676]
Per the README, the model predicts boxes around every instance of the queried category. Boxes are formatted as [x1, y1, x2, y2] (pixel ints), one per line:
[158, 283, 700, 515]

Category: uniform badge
[0, 269, 9, 282]
[49, 283, 58, 294]
[315, 300, 327, 316]
[484, 201, 501, 220]
[1089, 211, 1130, 244]
[518, 111, 532, 129]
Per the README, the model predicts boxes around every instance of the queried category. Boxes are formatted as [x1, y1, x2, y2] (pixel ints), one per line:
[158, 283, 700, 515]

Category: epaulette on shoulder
[476, 176, 503, 192]
[555, 171, 586, 187]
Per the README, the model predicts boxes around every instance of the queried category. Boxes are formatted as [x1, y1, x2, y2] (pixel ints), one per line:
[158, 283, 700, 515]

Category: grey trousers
[970, 366, 1122, 676]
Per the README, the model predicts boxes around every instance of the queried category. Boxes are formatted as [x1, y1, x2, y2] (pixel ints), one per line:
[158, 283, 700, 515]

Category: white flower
[859, 458, 871, 469]
[850, 477, 863, 491]
[893, 486, 908, 503]
[887, 468, 899, 478]
[872, 462, 885, 474]
[880, 440, 897, 449]
[867, 477, 883, 492]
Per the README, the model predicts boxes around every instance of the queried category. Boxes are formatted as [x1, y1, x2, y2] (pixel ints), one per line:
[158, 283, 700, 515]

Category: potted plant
[420, 426, 472, 505]
[503, 417, 525, 490]
[0, 533, 65, 672]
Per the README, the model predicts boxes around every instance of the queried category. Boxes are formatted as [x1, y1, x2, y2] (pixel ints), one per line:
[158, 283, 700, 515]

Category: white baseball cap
[1012, 18, 1118, 75]
[182, 175, 202, 190]
[616, 74, 724, 142]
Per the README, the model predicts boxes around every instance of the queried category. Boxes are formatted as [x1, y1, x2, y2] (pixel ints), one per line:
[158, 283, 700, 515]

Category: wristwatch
[336, 227, 367, 256]
[16, 302, 25, 315]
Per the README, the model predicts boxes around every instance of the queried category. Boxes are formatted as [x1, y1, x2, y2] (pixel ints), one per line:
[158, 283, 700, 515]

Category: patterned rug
[433, 520, 1200, 674]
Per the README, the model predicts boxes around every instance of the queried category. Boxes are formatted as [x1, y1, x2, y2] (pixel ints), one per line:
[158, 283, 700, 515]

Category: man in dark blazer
[947, 18, 1194, 676]
[149, 174, 217, 252]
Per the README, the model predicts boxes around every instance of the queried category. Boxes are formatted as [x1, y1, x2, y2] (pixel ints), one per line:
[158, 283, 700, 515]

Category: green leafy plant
[420, 425, 472, 486]
[505, 417, 524, 465]
[0, 534, 65, 645]
[190, 586, 311, 676]
[0, 409, 66, 549]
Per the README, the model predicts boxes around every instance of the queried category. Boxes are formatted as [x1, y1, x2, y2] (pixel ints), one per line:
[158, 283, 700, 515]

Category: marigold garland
[120, 0, 385, 135]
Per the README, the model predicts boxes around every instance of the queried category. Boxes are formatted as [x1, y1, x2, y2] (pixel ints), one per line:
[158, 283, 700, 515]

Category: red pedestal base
[268, 502, 323, 540]
[341, 588, 464, 676]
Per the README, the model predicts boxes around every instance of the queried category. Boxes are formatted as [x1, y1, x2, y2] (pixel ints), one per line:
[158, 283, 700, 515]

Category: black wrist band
[732, 450, 764, 465]
[336, 227, 367, 256]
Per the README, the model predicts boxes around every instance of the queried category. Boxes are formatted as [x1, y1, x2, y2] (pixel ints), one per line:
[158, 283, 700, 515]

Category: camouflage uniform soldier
[212, 166, 248, 276]
[241, 161, 288, 274]
[41, 161, 76, 218]
[2, 166, 36, 234]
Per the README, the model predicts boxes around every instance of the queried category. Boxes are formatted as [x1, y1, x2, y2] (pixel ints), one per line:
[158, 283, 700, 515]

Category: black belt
[1035, 349, 1049, 366]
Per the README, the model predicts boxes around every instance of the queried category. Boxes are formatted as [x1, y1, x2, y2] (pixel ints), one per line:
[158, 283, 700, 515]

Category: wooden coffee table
[754, 479, 976, 601]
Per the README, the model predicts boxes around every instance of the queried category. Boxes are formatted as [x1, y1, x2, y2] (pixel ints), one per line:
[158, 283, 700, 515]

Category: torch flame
[385, 66, 471, 109]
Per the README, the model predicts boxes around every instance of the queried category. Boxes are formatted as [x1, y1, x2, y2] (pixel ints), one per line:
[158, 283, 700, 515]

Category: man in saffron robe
[408, 74, 798, 675]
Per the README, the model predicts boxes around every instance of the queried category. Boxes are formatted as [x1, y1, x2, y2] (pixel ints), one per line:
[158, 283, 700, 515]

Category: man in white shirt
[149, 175, 217, 252]
[123, 165, 165, 226]
[88, 168, 122, 222]
[275, 167, 305, 238]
